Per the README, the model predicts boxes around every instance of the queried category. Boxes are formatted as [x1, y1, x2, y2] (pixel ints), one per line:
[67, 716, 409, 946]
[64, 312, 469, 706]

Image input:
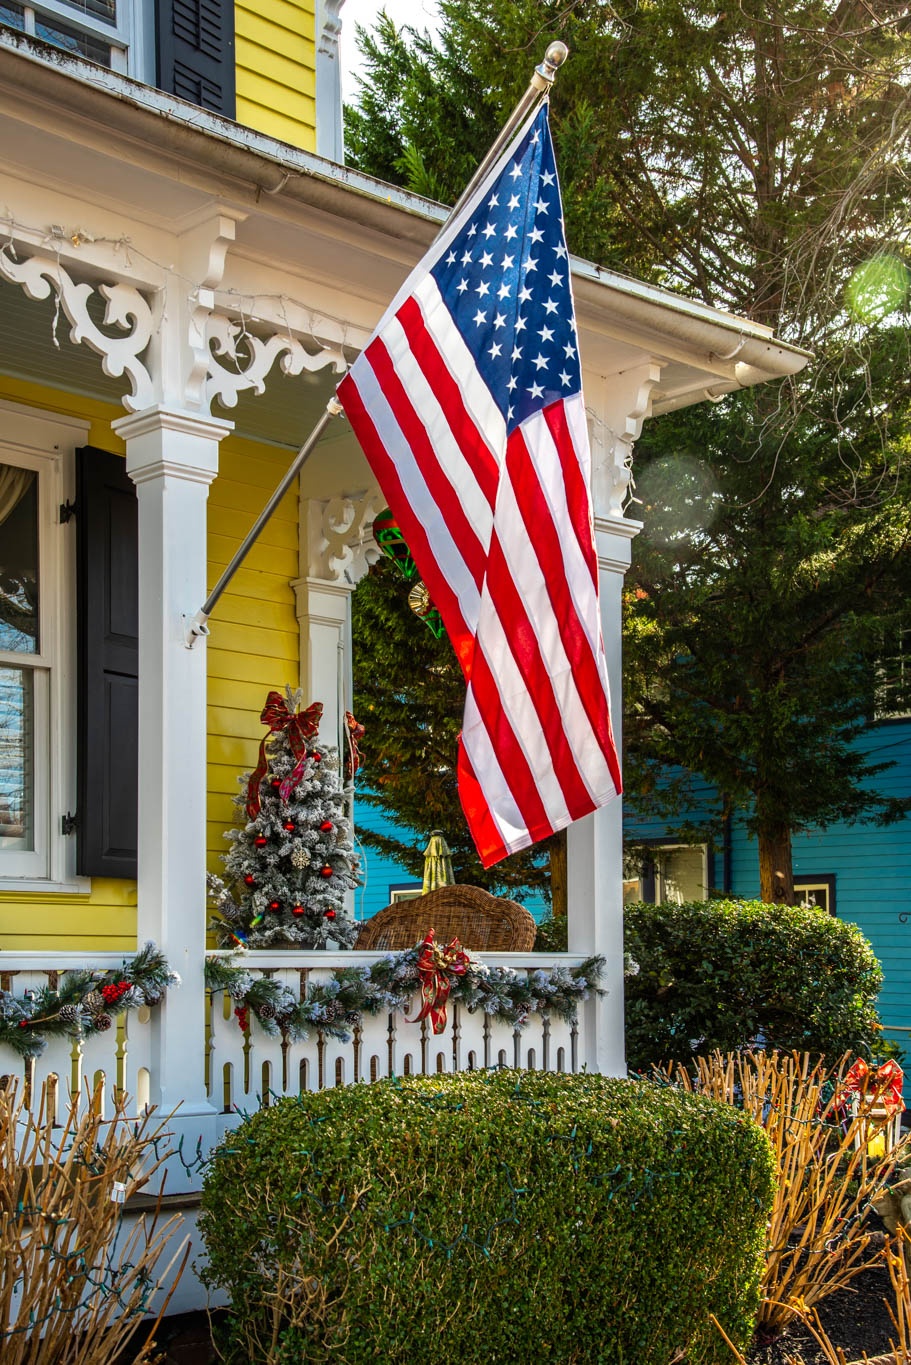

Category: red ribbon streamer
[406, 929, 471, 1035]
[344, 710, 365, 781]
[842, 1057, 905, 1116]
[246, 694, 323, 819]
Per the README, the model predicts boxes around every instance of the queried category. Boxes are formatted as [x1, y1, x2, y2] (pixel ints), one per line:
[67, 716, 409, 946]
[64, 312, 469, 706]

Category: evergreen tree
[208, 690, 360, 948]
[346, 0, 911, 900]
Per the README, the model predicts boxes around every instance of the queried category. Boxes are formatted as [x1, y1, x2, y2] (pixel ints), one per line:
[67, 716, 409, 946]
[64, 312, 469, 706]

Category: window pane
[0, 666, 34, 851]
[659, 847, 705, 904]
[56, 0, 116, 26]
[0, 463, 38, 652]
[0, 3, 25, 29]
[34, 15, 111, 64]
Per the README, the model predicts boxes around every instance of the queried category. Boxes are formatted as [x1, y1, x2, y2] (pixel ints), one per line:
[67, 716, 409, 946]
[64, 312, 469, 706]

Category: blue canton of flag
[430, 112, 581, 432]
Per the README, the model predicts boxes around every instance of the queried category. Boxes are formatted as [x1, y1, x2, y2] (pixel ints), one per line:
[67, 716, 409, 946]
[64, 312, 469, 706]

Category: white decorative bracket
[305, 489, 386, 585]
[0, 246, 155, 412]
[589, 362, 664, 518]
[206, 313, 348, 410]
[180, 211, 245, 408]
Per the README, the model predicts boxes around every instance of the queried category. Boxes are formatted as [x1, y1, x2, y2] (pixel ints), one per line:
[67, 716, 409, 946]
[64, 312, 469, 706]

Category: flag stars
[519, 285, 532, 303]
[525, 256, 538, 273]
[457, 279, 469, 294]
[445, 250, 456, 266]
[461, 249, 473, 265]
[488, 341, 502, 359]
[529, 226, 544, 245]
[533, 353, 549, 371]
[543, 297, 558, 314]
[508, 194, 520, 210]
[559, 370, 572, 387]
[497, 282, 511, 299]
[504, 223, 518, 242]
[509, 161, 523, 180]
[515, 315, 527, 333]
[538, 325, 554, 343]
[534, 197, 549, 214]
[542, 169, 555, 186]
[527, 381, 544, 398]
[473, 309, 487, 326]
[468, 224, 477, 238]
[511, 345, 523, 362]
[475, 281, 490, 297]
[493, 311, 507, 329]
[482, 222, 497, 240]
[479, 251, 494, 268]
[488, 193, 499, 209]
[553, 242, 568, 259]
[548, 269, 563, 287]
[501, 254, 515, 270]
[564, 341, 577, 358]
[507, 374, 518, 391]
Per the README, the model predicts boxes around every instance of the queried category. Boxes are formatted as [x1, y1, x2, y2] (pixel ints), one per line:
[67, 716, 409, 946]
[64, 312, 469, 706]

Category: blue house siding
[626, 719, 911, 1058]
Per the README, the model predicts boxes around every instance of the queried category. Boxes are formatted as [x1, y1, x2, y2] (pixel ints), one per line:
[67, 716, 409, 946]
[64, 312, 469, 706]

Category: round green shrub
[199, 1069, 774, 1364]
[624, 897, 883, 1072]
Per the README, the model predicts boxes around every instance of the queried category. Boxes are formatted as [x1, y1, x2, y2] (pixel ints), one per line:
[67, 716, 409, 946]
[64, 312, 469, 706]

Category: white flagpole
[185, 41, 569, 647]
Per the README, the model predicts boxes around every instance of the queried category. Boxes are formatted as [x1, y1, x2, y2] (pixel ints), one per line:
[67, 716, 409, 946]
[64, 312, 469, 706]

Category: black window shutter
[156, 0, 236, 119]
[76, 447, 139, 880]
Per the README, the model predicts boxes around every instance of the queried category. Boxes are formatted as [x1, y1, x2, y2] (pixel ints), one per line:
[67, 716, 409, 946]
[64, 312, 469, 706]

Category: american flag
[337, 102, 622, 867]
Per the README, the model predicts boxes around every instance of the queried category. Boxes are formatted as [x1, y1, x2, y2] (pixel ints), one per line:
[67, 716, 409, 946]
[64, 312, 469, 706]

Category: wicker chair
[354, 885, 537, 953]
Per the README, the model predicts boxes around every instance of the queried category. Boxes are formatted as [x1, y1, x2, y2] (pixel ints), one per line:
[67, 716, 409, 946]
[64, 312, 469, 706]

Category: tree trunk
[549, 828, 568, 919]
[758, 822, 794, 904]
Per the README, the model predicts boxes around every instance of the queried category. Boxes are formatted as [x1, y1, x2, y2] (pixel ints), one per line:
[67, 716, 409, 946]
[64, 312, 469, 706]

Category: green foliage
[352, 557, 555, 899]
[624, 898, 884, 1071]
[199, 1069, 774, 1364]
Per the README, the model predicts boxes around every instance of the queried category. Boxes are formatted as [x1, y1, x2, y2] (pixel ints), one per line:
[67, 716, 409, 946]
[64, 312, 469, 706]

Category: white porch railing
[206, 950, 586, 1139]
[0, 953, 154, 1118]
[0, 951, 591, 1134]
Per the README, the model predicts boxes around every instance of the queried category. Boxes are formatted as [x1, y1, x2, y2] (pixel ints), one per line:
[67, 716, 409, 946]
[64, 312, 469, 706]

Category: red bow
[246, 694, 323, 819]
[344, 710, 365, 781]
[406, 929, 470, 1035]
[842, 1057, 905, 1116]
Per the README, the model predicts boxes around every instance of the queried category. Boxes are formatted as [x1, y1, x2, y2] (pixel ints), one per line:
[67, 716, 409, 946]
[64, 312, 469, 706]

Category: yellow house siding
[235, 0, 317, 150]
[206, 436, 301, 879]
[0, 378, 303, 951]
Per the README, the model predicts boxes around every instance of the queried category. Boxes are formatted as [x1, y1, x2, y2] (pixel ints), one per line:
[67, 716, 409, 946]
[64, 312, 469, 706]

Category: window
[794, 875, 836, 915]
[875, 623, 911, 721]
[389, 884, 423, 904]
[624, 843, 709, 906]
[0, 0, 129, 68]
[0, 402, 87, 887]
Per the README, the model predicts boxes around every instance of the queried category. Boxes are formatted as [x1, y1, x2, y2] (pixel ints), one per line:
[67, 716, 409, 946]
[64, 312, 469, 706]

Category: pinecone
[322, 1000, 344, 1022]
[57, 1004, 80, 1024]
[92, 1013, 114, 1032]
[82, 990, 105, 1015]
[344, 1010, 362, 1026]
[257, 1002, 277, 1020]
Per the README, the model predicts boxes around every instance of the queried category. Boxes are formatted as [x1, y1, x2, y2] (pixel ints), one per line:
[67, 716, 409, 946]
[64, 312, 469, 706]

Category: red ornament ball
[310, 752, 322, 764]
[324, 909, 337, 920]
[244, 874, 256, 887]
[254, 835, 268, 848]
[320, 820, 333, 833]
[283, 820, 296, 832]
[269, 900, 281, 912]
[292, 904, 306, 918]
[320, 865, 333, 878]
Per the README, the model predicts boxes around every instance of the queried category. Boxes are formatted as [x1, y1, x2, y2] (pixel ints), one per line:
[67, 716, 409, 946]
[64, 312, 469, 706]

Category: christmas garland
[0, 943, 177, 1060]
[205, 942, 605, 1044]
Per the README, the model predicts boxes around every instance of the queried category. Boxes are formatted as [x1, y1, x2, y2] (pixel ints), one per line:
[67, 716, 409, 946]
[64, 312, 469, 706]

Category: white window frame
[874, 623, 911, 721]
[625, 842, 709, 906]
[389, 884, 423, 904]
[0, 399, 89, 891]
[1, 0, 154, 82]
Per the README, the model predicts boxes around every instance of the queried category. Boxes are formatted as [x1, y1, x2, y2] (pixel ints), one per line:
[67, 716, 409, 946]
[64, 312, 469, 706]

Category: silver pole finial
[536, 41, 569, 85]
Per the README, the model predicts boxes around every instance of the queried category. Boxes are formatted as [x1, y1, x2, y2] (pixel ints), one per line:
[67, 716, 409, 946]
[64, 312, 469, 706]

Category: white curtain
[0, 464, 35, 528]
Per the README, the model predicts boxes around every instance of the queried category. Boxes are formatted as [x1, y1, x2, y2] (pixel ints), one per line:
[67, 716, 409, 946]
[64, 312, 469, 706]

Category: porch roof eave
[0, 29, 810, 402]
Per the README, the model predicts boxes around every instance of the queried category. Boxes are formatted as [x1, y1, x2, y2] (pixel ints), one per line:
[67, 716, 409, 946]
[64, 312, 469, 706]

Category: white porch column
[567, 519, 640, 1076]
[113, 405, 232, 1128]
[292, 575, 353, 745]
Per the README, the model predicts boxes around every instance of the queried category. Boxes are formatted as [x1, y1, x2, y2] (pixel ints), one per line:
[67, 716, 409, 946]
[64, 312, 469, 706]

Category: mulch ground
[130, 1266, 901, 1364]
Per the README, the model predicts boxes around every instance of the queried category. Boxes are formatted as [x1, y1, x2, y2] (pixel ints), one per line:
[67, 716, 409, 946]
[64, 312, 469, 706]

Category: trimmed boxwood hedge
[199, 1069, 774, 1364]
[625, 897, 883, 1072]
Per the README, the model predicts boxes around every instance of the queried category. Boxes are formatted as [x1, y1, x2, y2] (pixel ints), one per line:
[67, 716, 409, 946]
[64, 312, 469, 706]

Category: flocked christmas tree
[207, 688, 361, 949]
